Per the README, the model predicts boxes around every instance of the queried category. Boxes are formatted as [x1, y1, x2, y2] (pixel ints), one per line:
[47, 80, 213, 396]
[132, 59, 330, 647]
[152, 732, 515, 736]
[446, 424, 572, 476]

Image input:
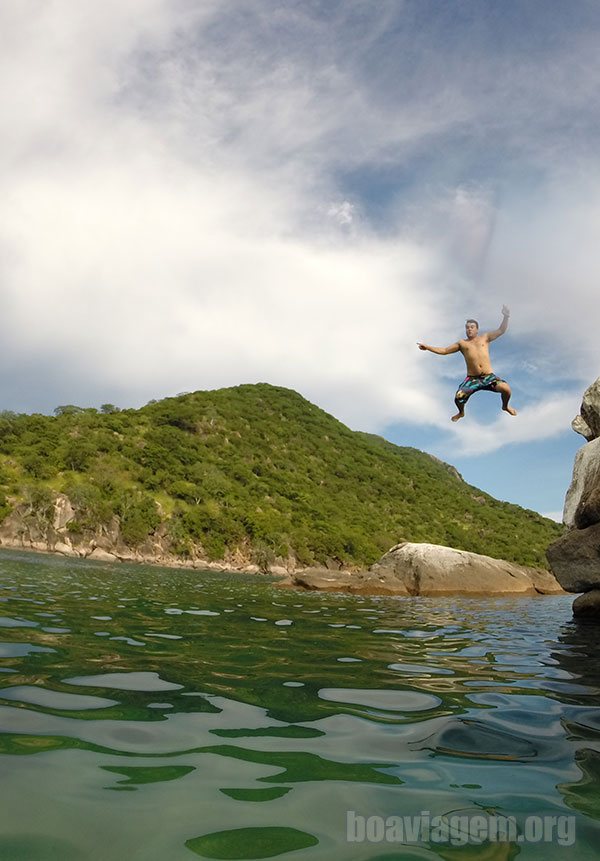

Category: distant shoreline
[0, 540, 564, 599]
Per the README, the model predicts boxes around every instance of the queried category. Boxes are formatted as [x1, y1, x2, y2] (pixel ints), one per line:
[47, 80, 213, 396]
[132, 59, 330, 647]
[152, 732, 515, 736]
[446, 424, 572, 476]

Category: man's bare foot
[503, 406, 517, 416]
[451, 411, 465, 422]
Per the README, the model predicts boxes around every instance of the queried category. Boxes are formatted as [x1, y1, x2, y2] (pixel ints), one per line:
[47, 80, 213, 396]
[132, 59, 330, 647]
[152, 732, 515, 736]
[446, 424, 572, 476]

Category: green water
[0, 549, 599, 860]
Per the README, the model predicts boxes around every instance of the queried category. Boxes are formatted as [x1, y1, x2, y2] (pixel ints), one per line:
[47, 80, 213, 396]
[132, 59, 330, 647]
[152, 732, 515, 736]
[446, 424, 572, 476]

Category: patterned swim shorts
[455, 373, 504, 406]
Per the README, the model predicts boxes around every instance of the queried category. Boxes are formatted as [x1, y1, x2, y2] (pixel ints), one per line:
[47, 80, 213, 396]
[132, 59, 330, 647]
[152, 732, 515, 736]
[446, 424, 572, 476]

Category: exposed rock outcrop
[547, 377, 600, 618]
[289, 542, 563, 596]
[574, 377, 600, 441]
[572, 414, 593, 442]
[53, 494, 75, 531]
[547, 523, 600, 593]
[562, 438, 600, 529]
[0, 496, 267, 574]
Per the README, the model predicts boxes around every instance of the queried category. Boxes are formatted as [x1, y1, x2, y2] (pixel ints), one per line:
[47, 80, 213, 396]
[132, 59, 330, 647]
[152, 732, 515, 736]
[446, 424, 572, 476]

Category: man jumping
[417, 305, 517, 422]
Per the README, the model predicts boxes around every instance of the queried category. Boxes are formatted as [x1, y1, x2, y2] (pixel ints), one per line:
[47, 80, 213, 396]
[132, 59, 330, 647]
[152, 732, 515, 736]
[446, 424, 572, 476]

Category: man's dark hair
[466, 319, 479, 328]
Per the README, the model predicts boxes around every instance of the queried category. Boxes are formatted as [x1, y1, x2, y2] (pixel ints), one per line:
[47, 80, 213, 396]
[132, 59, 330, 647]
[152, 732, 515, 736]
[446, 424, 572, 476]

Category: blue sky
[1, 0, 599, 520]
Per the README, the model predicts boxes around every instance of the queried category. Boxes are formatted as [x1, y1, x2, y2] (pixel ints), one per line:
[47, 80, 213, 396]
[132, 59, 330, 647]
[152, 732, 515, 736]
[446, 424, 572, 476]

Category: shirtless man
[417, 305, 517, 422]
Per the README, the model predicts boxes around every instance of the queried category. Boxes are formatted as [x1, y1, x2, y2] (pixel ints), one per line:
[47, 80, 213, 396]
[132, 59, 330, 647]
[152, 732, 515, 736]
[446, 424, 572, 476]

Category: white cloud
[0, 0, 598, 455]
[483, 180, 600, 382]
[1, 141, 447, 428]
[327, 201, 355, 226]
[441, 393, 579, 457]
[0, 0, 456, 427]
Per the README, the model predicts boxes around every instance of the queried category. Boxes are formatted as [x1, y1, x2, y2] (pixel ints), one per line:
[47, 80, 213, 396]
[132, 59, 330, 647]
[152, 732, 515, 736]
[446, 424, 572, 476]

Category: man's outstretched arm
[417, 342, 460, 355]
[487, 305, 510, 342]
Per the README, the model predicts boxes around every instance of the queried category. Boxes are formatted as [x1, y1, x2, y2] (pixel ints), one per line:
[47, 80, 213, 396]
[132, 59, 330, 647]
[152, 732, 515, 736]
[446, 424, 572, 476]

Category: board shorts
[455, 373, 504, 406]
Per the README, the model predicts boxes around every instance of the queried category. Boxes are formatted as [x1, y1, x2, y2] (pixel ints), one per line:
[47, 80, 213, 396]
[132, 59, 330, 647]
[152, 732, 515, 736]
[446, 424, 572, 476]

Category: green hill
[0, 383, 561, 568]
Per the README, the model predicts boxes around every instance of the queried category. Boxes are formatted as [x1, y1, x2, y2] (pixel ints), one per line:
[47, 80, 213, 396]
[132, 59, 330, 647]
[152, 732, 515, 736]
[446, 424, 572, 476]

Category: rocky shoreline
[0, 500, 563, 596]
[0, 496, 290, 576]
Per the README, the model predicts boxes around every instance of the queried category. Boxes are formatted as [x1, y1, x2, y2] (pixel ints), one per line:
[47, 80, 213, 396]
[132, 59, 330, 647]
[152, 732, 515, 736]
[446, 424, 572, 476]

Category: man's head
[465, 319, 479, 339]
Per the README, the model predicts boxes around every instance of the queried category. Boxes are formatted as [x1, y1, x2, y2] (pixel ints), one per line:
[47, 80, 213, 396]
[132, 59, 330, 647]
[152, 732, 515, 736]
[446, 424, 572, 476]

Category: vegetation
[0, 384, 561, 567]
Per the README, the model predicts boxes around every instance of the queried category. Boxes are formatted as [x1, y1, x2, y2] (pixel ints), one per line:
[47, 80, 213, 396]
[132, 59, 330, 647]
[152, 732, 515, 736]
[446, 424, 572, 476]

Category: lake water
[0, 549, 599, 860]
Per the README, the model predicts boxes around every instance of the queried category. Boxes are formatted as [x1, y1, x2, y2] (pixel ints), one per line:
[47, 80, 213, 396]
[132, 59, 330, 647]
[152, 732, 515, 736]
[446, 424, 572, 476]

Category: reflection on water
[0, 548, 599, 860]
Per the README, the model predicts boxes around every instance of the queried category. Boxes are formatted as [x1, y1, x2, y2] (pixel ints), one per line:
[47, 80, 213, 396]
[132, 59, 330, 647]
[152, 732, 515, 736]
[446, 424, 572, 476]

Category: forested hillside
[0, 384, 561, 568]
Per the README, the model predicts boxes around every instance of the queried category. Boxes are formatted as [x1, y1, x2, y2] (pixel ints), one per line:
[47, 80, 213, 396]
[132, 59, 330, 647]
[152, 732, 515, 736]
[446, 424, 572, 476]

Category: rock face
[0, 495, 266, 574]
[562, 437, 600, 529]
[547, 377, 600, 618]
[547, 523, 600, 592]
[290, 542, 563, 597]
[577, 378, 600, 440]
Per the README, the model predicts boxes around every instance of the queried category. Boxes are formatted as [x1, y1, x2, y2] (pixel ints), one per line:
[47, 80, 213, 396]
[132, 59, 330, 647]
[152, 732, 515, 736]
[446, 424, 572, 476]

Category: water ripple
[0, 552, 598, 859]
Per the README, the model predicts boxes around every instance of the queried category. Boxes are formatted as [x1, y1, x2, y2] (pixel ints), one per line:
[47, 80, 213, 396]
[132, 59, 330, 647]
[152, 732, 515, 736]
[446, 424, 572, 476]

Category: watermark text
[346, 810, 576, 847]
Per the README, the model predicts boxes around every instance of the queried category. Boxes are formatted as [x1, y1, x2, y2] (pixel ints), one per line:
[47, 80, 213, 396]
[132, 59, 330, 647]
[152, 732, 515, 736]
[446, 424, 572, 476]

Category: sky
[1, 0, 599, 521]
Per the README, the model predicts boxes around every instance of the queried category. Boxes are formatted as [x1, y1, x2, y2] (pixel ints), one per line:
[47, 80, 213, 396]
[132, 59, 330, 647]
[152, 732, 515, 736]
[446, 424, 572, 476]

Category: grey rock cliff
[562, 438, 600, 528]
[578, 378, 600, 441]
[547, 377, 600, 617]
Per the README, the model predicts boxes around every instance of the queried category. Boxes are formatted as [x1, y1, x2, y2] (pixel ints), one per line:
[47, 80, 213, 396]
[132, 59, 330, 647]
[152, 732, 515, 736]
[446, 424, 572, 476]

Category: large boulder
[291, 543, 563, 596]
[572, 589, 600, 619]
[546, 522, 600, 593]
[368, 543, 561, 596]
